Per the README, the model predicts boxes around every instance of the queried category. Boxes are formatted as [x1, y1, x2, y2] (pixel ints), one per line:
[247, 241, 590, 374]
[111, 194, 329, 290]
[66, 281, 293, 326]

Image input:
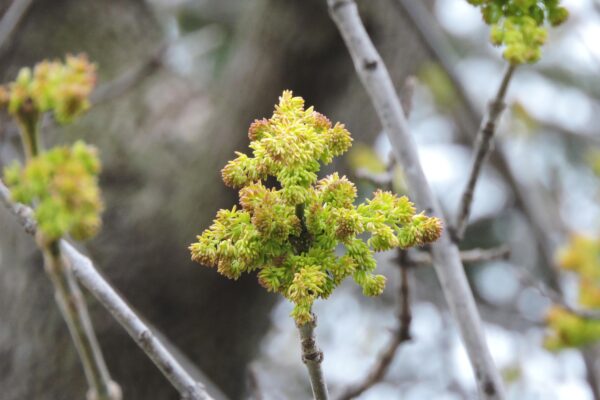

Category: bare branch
[41, 241, 121, 400]
[0, 179, 216, 400]
[327, 1, 505, 398]
[392, 0, 562, 288]
[453, 65, 516, 242]
[297, 316, 329, 400]
[0, 178, 36, 234]
[62, 242, 214, 400]
[407, 246, 511, 267]
[0, 0, 33, 57]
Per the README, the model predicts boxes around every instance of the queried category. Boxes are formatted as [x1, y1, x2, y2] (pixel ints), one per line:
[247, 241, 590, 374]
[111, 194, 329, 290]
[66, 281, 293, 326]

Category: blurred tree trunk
[0, 0, 431, 399]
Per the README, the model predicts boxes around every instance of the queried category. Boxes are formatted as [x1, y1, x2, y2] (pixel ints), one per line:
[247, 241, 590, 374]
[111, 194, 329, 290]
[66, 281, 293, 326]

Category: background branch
[327, 1, 505, 398]
[407, 246, 510, 267]
[453, 65, 515, 242]
[90, 43, 167, 105]
[41, 240, 120, 400]
[0, 178, 216, 400]
[393, 0, 562, 289]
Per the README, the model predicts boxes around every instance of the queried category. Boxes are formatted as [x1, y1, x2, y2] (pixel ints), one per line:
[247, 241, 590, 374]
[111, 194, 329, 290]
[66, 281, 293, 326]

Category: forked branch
[327, 1, 505, 398]
[453, 65, 516, 242]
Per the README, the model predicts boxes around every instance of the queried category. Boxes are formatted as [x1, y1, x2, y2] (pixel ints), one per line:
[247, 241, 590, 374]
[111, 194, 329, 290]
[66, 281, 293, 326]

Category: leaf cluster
[467, 0, 568, 64]
[190, 91, 442, 324]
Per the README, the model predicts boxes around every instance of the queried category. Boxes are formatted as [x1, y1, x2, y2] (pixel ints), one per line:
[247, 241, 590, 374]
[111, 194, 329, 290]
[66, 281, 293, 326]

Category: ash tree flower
[467, 0, 568, 64]
[1, 55, 103, 243]
[3, 54, 96, 124]
[190, 91, 442, 324]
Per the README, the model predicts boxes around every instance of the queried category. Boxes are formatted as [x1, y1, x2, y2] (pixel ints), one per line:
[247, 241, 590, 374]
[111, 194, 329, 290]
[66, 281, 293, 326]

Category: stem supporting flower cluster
[41, 240, 120, 400]
[17, 112, 121, 400]
[297, 315, 329, 400]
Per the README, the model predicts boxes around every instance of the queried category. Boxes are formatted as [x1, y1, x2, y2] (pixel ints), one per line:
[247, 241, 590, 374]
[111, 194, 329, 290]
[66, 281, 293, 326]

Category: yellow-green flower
[3, 141, 103, 241]
[3, 54, 96, 124]
[190, 91, 443, 324]
[467, 0, 568, 64]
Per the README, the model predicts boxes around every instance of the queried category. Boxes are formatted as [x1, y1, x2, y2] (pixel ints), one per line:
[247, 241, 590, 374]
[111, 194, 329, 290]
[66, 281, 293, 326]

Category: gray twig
[338, 77, 418, 400]
[0, 178, 36, 234]
[297, 316, 329, 400]
[0, 178, 216, 400]
[327, 1, 505, 398]
[41, 240, 121, 400]
[407, 246, 510, 267]
[392, 0, 561, 288]
[453, 65, 515, 242]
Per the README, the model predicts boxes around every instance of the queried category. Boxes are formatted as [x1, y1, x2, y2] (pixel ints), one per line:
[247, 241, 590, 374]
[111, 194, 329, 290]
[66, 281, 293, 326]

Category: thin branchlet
[452, 64, 515, 242]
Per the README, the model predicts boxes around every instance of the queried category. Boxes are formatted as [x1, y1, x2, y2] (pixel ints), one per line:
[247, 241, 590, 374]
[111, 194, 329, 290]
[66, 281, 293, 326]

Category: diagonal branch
[327, 1, 505, 398]
[407, 246, 510, 267]
[453, 65, 515, 242]
[0, 178, 216, 400]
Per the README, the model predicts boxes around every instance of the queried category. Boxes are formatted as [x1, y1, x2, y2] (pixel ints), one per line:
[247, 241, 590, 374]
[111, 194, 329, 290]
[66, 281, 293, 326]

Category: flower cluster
[0, 54, 96, 124]
[466, 0, 568, 64]
[544, 235, 600, 350]
[190, 91, 442, 324]
[3, 141, 103, 241]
